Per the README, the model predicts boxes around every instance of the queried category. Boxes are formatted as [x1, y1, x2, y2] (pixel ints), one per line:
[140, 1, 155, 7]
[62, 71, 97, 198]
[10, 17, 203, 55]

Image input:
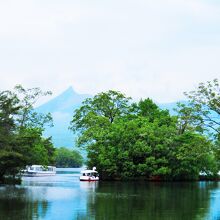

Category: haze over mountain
[36, 87, 179, 148]
[36, 87, 91, 148]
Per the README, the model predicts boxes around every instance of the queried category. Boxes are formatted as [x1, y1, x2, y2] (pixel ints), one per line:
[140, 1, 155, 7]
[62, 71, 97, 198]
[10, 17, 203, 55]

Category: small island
[69, 79, 220, 181]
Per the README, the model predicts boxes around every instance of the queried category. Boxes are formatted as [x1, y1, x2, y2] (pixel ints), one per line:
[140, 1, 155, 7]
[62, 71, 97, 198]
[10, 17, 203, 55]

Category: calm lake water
[0, 168, 220, 220]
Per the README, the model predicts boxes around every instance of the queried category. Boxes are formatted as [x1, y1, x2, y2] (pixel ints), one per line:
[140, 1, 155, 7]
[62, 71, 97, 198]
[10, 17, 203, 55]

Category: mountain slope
[37, 86, 89, 113]
[36, 87, 91, 148]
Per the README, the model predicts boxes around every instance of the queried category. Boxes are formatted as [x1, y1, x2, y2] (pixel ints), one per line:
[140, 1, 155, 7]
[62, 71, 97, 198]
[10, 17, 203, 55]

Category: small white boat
[22, 165, 56, 177]
[80, 167, 99, 181]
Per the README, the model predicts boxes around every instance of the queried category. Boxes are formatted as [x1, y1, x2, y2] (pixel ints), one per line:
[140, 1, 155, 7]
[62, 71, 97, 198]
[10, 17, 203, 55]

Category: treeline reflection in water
[0, 169, 220, 220]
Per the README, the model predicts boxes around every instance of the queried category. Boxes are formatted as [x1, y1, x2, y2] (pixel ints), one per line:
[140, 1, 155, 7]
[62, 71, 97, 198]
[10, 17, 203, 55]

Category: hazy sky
[0, 0, 220, 103]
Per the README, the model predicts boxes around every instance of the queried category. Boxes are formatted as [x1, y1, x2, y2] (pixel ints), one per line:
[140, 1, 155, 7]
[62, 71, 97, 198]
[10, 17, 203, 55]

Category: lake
[0, 168, 220, 220]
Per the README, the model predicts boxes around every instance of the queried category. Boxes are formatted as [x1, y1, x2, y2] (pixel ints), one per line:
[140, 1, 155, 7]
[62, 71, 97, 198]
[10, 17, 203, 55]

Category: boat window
[36, 167, 42, 171]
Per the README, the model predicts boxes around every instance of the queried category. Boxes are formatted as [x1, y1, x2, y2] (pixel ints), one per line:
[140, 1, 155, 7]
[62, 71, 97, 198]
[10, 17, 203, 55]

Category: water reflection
[0, 169, 220, 220]
[80, 181, 99, 192]
[0, 187, 48, 220]
[205, 185, 220, 220]
[87, 182, 219, 220]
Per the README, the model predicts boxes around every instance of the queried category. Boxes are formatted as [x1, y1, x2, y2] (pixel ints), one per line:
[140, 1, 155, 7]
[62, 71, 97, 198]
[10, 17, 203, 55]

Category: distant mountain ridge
[36, 87, 180, 148]
[37, 86, 90, 113]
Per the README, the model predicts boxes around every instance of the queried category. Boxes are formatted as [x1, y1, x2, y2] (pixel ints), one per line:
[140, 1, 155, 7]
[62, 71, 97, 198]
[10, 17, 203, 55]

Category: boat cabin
[22, 165, 56, 176]
[80, 167, 99, 181]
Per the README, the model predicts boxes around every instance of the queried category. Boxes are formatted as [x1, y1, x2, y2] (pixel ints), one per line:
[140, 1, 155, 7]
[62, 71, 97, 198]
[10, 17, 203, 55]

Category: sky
[0, 0, 220, 103]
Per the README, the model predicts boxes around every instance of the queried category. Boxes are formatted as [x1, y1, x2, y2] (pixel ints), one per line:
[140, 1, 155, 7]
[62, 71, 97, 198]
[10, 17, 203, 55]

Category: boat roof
[29, 165, 56, 168]
[81, 170, 98, 174]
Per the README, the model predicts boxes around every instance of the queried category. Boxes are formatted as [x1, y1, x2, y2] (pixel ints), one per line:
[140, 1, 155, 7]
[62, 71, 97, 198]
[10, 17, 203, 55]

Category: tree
[16, 128, 55, 166]
[133, 98, 174, 126]
[71, 90, 131, 128]
[0, 85, 55, 183]
[55, 147, 83, 168]
[14, 84, 53, 130]
[176, 79, 220, 172]
[70, 90, 131, 147]
[176, 79, 220, 174]
[184, 79, 220, 136]
[0, 90, 23, 182]
[169, 132, 217, 180]
[174, 102, 204, 135]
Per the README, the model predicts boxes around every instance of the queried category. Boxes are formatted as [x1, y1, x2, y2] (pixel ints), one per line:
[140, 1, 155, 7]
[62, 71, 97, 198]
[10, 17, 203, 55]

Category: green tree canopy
[55, 147, 83, 168]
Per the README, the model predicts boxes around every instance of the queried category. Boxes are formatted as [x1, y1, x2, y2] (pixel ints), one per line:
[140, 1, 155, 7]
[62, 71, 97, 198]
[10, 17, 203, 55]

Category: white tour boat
[22, 165, 56, 177]
[80, 167, 99, 181]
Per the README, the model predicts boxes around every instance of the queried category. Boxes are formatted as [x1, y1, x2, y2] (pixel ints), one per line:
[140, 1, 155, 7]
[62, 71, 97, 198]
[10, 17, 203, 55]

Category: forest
[70, 79, 220, 180]
[0, 79, 219, 183]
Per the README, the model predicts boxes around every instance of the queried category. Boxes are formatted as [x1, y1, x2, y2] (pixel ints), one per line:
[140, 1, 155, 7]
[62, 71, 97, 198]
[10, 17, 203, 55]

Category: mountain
[36, 87, 91, 148]
[36, 87, 181, 148]
[37, 86, 90, 114]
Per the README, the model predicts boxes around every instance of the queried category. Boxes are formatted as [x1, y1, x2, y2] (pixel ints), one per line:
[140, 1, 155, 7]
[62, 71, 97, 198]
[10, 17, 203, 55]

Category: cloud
[0, 0, 220, 103]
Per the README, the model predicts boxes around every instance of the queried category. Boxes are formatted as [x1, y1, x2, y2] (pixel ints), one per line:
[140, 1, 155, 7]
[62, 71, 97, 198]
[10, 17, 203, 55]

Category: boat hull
[80, 177, 99, 181]
[22, 172, 56, 177]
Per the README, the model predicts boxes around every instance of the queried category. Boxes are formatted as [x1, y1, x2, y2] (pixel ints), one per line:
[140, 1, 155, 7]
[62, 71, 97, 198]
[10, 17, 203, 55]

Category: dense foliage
[70, 83, 220, 180]
[55, 147, 83, 168]
[0, 85, 55, 183]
